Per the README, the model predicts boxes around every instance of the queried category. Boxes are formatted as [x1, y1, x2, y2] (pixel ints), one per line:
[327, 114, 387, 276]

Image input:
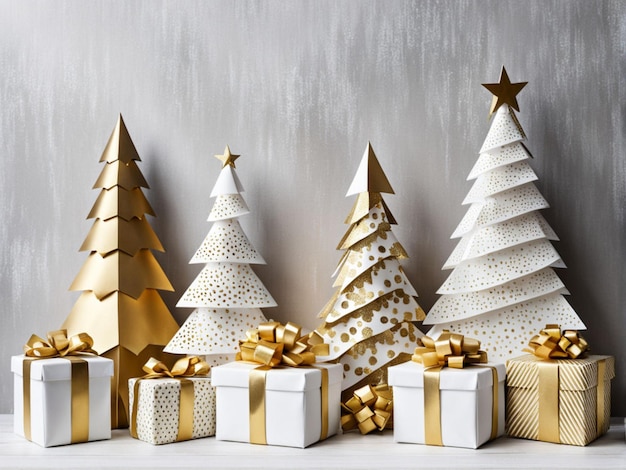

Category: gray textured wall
[1, 0, 624, 415]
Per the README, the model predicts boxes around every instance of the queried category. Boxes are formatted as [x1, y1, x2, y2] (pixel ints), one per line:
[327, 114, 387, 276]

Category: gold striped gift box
[506, 354, 614, 446]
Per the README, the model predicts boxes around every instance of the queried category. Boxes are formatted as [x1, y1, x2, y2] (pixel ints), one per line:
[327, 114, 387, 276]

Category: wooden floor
[0, 415, 624, 469]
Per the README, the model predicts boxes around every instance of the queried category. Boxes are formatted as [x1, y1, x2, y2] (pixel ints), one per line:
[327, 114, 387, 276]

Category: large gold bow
[341, 384, 393, 434]
[237, 321, 329, 367]
[140, 356, 210, 378]
[24, 329, 97, 357]
[524, 324, 589, 359]
[412, 331, 487, 369]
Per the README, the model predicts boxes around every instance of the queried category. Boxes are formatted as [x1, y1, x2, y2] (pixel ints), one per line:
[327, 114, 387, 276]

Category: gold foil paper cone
[63, 115, 180, 428]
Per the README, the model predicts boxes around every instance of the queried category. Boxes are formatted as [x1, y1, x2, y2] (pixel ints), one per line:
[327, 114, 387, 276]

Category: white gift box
[11, 355, 113, 447]
[388, 361, 505, 449]
[211, 361, 342, 448]
[128, 376, 216, 445]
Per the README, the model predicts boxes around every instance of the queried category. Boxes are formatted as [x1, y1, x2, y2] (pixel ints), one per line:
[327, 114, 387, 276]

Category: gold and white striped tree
[314, 142, 425, 401]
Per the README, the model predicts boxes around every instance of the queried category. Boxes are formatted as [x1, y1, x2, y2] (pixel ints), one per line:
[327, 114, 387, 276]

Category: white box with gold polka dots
[212, 361, 342, 448]
[128, 376, 215, 445]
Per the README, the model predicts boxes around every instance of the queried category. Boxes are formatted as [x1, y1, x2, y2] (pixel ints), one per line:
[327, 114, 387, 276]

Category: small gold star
[215, 145, 240, 168]
[482, 66, 527, 118]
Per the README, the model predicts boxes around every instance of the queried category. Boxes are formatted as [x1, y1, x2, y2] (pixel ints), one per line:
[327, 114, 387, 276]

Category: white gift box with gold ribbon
[388, 360, 505, 449]
[212, 361, 342, 448]
[11, 355, 113, 447]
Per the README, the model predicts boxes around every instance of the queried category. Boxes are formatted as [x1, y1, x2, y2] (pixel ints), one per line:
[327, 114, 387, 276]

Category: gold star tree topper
[215, 145, 240, 168]
[482, 66, 528, 118]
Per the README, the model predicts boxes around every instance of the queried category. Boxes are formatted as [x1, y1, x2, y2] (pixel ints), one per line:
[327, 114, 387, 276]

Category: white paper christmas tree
[423, 67, 586, 362]
[164, 146, 277, 365]
[314, 142, 425, 400]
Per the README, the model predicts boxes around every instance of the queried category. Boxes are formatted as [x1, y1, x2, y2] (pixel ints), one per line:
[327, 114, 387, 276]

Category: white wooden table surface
[0, 415, 624, 469]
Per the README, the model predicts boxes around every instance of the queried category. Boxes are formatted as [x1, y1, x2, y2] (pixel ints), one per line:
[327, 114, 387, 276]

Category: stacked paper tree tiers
[424, 67, 586, 362]
[164, 147, 277, 365]
[62, 115, 180, 428]
[314, 143, 425, 400]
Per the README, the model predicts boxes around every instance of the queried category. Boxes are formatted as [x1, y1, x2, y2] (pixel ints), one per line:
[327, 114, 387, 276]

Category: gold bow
[130, 356, 209, 443]
[237, 321, 329, 367]
[341, 384, 393, 434]
[24, 329, 97, 357]
[411, 331, 487, 369]
[524, 324, 589, 359]
[140, 356, 210, 378]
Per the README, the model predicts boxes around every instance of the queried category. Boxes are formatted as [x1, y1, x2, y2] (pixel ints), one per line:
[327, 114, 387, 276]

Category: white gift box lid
[211, 361, 342, 391]
[388, 360, 505, 391]
[11, 355, 114, 381]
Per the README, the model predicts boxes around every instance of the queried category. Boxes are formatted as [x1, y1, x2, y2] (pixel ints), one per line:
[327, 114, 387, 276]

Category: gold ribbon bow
[24, 329, 97, 358]
[411, 331, 498, 446]
[130, 356, 210, 443]
[140, 356, 210, 378]
[341, 384, 393, 434]
[524, 324, 589, 359]
[237, 321, 329, 367]
[22, 330, 96, 444]
[411, 331, 487, 369]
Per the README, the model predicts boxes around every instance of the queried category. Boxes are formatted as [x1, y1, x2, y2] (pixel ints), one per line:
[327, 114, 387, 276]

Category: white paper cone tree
[62, 115, 180, 428]
[314, 143, 425, 401]
[424, 67, 586, 362]
[164, 146, 277, 366]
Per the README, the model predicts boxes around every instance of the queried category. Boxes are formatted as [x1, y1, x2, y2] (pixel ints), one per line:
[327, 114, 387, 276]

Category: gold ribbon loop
[341, 384, 393, 435]
[24, 330, 97, 358]
[524, 324, 589, 360]
[130, 356, 210, 442]
[237, 321, 321, 368]
[412, 330, 488, 370]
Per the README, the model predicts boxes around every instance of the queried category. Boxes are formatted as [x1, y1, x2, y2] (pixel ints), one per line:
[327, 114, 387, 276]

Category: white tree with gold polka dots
[164, 146, 277, 365]
[424, 67, 586, 362]
[314, 142, 425, 401]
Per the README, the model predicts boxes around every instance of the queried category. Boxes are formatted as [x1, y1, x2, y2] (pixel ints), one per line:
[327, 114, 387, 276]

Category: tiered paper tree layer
[62, 116, 180, 428]
[315, 143, 424, 400]
[425, 105, 585, 362]
[164, 151, 276, 361]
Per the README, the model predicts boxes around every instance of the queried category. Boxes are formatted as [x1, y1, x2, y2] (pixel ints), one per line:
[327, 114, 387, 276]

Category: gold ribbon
[22, 330, 96, 444]
[237, 321, 330, 445]
[525, 325, 605, 443]
[237, 321, 329, 367]
[411, 331, 497, 446]
[524, 324, 589, 359]
[341, 384, 393, 435]
[130, 356, 209, 443]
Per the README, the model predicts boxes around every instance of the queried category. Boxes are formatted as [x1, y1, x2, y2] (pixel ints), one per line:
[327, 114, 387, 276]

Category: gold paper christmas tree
[62, 115, 180, 428]
[314, 142, 425, 401]
[423, 67, 586, 362]
[163, 147, 277, 365]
